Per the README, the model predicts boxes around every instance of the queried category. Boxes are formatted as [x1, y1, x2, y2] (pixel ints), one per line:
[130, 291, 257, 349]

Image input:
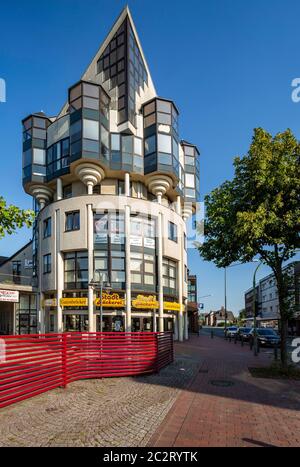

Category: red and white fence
[0, 332, 173, 409]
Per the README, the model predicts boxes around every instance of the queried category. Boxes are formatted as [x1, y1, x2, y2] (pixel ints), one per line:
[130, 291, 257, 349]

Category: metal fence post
[62, 333, 67, 388]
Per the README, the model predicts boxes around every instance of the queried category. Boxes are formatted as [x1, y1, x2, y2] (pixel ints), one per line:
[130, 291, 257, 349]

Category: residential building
[20, 7, 200, 340]
[205, 307, 235, 326]
[244, 261, 300, 334]
[187, 270, 198, 333]
[0, 242, 36, 335]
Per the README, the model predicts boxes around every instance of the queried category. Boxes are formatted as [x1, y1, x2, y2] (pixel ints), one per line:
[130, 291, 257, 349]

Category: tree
[198, 128, 300, 367]
[0, 196, 35, 238]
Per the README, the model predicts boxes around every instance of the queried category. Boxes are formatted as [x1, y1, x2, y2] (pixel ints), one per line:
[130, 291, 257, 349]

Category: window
[43, 217, 51, 238]
[12, 261, 21, 284]
[168, 222, 177, 242]
[33, 148, 46, 165]
[163, 258, 178, 293]
[145, 135, 156, 155]
[158, 134, 172, 154]
[64, 251, 88, 289]
[17, 294, 37, 335]
[184, 233, 187, 251]
[43, 254, 51, 274]
[63, 184, 72, 199]
[157, 100, 171, 114]
[65, 211, 80, 232]
[185, 173, 195, 188]
[111, 133, 120, 151]
[83, 119, 99, 140]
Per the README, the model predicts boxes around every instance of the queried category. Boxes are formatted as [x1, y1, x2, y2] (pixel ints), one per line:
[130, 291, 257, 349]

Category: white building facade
[21, 8, 200, 340]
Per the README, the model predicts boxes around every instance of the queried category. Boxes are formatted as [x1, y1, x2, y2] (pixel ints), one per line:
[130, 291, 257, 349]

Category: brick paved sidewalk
[150, 334, 300, 447]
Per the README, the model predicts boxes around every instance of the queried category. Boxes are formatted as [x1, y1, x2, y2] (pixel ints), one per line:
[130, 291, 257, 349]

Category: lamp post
[89, 270, 111, 332]
[252, 261, 262, 356]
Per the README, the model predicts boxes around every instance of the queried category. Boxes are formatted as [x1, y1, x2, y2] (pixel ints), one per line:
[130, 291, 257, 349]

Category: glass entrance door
[63, 314, 88, 332]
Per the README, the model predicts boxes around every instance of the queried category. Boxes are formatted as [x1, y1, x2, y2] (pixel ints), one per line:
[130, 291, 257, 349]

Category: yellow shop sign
[60, 298, 88, 307]
[132, 295, 159, 309]
[95, 293, 125, 308]
[163, 301, 182, 312]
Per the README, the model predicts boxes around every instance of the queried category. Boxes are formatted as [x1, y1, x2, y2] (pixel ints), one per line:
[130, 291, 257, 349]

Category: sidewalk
[149, 334, 300, 447]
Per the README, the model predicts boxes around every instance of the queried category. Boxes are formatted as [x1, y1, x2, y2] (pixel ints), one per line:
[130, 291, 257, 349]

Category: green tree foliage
[198, 128, 300, 366]
[0, 196, 35, 238]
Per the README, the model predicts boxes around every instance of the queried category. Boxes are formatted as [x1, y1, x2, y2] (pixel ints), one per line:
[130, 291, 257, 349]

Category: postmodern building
[244, 261, 300, 334]
[21, 7, 200, 340]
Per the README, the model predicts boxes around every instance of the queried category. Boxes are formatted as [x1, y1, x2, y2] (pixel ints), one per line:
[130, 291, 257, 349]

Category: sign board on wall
[95, 293, 125, 308]
[132, 295, 159, 309]
[163, 302, 182, 312]
[0, 290, 19, 303]
[60, 298, 88, 307]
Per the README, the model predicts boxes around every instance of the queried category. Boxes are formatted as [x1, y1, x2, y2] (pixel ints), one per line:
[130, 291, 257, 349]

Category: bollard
[274, 343, 278, 361]
[250, 339, 253, 351]
[234, 334, 237, 344]
[257, 340, 260, 354]
[211, 330, 214, 339]
[241, 336, 244, 347]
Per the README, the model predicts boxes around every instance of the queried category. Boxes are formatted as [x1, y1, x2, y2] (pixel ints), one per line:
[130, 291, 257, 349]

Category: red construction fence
[0, 331, 173, 409]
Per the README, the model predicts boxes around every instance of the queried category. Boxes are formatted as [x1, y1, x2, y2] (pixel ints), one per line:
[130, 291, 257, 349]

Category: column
[157, 211, 164, 332]
[153, 310, 157, 332]
[57, 178, 63, 201]
[87, 203, 95, 332]
[56, 209, 63, 333]
[178, 223, 184, 342]
[125, 172, 130, 197]
[125, 204, 131, 332]
[176, 195, 181, 216]
[173, 314, 179, 341]
[184, 300, 189, 340]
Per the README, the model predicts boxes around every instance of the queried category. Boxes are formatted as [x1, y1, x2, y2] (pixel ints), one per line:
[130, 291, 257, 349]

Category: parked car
[249, 328, 281, 347]
[224, 326, 238, 338]
[236, 327, 252, 341]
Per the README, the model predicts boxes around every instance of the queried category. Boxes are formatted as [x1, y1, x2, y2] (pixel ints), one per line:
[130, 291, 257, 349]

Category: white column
[176, 196, 181, 215]
[184, 300, 189, 340]
[125, 204, 131, 332]
[87, 203, 95, 332]
[157, 211, 164, 332]
[56, 209, 63, 333]
[37, 218, 44, 334]
[125, 172, 130, 197]
[173, 314, 179, 340]
[178, 223, 184, 342]
[57, 178, 63, 201]
[157, 194, 162, 205]
[153, 310, 157, 332]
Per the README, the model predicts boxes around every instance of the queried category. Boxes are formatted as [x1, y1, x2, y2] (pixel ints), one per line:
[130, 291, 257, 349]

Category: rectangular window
[168, 221, 178, 242]
[33, 148, 46, 165]
[63, 184, 72, 199]
[145, 135, 156, 155]
[64, 251, 88, 289]
[43, 254, 51, 274]
[43, 217, 51, 238]
[65, 211, 80, 232]
[83, 119, 99, 140]
[158, 134, 172, 154]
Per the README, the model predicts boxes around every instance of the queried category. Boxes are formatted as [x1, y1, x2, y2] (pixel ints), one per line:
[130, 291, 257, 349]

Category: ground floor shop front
[45, 309, 186, 339]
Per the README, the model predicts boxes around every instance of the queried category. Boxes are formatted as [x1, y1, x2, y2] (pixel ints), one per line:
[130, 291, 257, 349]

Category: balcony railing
[0, 273, 33, 287]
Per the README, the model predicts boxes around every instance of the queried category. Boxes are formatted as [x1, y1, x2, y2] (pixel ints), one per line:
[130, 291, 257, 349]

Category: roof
[0, 241, 32, 267]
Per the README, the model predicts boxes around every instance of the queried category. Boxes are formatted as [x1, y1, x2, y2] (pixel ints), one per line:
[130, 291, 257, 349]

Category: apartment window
[43, 217, 51, 238]
[63, 184, 72, 199]
[168, 222, 177, 242]
[64, 251, 88, 289]
[163, 258, 178, 293]
[43, 254, 51, 274]
[184, 233, 187, 251]
[12, 261, 21, 284]
[65, 211, 80, 232]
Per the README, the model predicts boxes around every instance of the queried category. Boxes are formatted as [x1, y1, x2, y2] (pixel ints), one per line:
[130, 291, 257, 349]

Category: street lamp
[89, 270, 111, 333]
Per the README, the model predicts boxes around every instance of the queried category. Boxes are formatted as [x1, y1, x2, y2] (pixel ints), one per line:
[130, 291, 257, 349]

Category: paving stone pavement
[0, 355, 199, 447]
[150, 333, 300, 447]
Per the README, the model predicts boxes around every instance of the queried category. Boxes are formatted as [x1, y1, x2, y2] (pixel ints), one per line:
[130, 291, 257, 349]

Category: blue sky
[0, 0, 299, 314]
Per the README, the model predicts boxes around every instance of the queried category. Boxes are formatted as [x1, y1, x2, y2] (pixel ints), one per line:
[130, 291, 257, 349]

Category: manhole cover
[210, 380, 234, 387]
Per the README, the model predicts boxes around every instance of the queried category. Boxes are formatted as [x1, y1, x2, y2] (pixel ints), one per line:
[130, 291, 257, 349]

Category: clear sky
[0, 0, 299, 314]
